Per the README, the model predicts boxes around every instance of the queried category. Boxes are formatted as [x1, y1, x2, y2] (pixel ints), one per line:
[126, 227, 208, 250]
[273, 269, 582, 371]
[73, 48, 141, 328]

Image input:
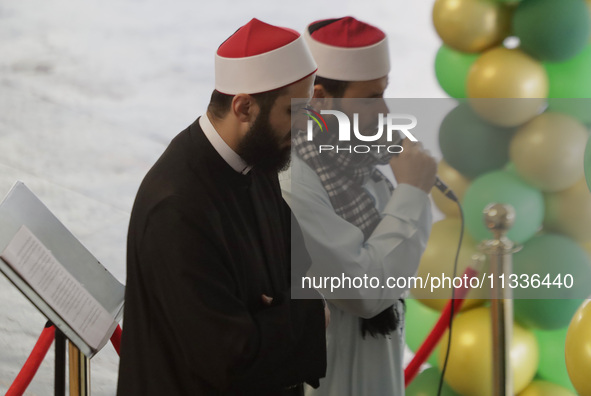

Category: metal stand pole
[54, 327, 66, 396]
[68, 341, 90, 396]
[479, 203, 518, 396]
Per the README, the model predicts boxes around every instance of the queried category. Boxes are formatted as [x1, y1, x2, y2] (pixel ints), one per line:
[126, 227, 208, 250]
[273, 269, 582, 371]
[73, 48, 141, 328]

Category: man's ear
[311, 85, 334, 111]
[313, 84, 329, 99]
[231, 94, 259, 123]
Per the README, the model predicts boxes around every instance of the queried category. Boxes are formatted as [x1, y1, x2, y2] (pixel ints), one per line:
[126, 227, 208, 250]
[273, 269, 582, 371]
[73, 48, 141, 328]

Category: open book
[0, 181, 124, 357]
[1, 225, 115, 351]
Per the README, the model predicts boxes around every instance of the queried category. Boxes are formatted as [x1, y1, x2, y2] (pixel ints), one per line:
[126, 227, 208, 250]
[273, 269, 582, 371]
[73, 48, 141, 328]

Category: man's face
[340, 76, 389, 140]
[318, 75, 394, 163]
[236, 74, 314, 173]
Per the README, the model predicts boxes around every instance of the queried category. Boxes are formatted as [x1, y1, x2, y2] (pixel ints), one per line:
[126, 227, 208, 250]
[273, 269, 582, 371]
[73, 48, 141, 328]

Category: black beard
[236, 109, 291, 173]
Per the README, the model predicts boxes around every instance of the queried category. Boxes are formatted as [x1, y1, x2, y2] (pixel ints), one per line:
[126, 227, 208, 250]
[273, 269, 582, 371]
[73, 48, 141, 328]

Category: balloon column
[406, 0, 591, 394]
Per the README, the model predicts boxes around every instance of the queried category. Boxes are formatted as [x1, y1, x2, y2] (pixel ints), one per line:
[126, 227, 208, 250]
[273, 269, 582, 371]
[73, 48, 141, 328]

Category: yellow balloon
[467, 47, 548, 127]
[518, 380, 576, 396]
[439, 307, 539, 396]
[545, 178, 591, 242]
[580, 239, 591, 261]
[432, 0, 512, 53]
[467, 48, 548, 98]
[566, 299, 591, 396]
[412, 218, 486, 311]
[510, 113, 588, 192]
[431, 160, 471, 218]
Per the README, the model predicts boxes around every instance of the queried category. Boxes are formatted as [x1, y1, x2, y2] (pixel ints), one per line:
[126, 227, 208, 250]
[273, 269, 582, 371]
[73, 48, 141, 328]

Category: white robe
[281, 156, 432, 396]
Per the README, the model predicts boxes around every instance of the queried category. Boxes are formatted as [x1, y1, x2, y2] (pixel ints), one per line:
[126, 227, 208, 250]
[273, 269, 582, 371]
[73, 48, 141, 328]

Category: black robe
[116, 118, 326, 395]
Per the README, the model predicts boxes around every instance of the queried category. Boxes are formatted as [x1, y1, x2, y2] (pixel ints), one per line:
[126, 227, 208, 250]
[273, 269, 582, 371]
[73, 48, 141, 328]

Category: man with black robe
[117, 18, 327, 396]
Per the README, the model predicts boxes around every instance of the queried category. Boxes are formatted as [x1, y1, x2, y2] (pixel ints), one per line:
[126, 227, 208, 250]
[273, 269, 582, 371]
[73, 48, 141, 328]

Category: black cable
[437, 201, 464, 396]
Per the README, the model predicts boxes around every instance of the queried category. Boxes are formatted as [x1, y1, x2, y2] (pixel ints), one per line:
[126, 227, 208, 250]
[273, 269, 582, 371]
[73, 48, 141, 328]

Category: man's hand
[389, 139, 437, 194]
[261, 294, 273, 306]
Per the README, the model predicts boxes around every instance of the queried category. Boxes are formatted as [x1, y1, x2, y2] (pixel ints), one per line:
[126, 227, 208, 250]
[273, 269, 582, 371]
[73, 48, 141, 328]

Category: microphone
[434, 176, 458, 202]
[390, 136, 458, 202]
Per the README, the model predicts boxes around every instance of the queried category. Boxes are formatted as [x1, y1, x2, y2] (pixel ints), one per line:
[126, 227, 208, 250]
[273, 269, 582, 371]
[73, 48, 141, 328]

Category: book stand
[0, 182, 125, 396]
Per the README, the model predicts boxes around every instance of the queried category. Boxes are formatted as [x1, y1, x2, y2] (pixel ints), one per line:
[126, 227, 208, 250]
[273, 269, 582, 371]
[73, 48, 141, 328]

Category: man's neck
[206, 111, 241, 152]
[201, 112, 252, 175]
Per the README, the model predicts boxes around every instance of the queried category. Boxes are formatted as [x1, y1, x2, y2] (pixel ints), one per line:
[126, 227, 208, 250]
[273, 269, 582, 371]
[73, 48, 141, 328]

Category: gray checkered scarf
[293, 129, 393, 239]
[293, 123, 402, 338]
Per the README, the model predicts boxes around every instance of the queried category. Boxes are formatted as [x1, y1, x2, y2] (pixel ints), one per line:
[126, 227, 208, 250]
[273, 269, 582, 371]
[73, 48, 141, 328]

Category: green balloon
[585, 135, 591, 192]
[513, 234, 591, 330]
[406, 367, 460, 396]
[513, 0, 590, 62]
[515, 299, 585, 331]
[439, 103, 515, 179]
[545, 44, 591, 98]
[435, 45, 479, 98]
[405, 299, 441, 366]
[535, 328, 577, 392]
[547, 98, 591, 125]
[463, 170, 544, 243]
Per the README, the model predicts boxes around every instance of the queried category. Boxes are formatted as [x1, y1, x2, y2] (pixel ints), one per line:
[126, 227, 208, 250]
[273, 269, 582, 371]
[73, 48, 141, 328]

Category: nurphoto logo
[304, 108, 419, 154]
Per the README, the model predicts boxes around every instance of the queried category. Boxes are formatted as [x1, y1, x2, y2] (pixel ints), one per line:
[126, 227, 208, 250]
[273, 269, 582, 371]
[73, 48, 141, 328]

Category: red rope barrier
[110, 324, 122, 356]
[6, 324, 55, 396]
[6, 322, 122, 396]
[404, 267, 479, 386]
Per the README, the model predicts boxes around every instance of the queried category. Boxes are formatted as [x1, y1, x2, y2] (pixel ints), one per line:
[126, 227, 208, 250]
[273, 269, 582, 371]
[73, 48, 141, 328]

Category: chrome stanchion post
[479, 203, 517, 396]
[68, 341, 90, 396]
